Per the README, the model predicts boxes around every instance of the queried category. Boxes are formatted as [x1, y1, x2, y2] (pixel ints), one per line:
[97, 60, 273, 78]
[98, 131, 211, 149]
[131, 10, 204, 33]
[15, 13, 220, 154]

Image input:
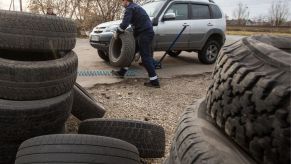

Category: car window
[191, 4, 210, 19]
[142, 1, 166, 17]
[210, 5, 222, 19]
[165, 3, 188, 20]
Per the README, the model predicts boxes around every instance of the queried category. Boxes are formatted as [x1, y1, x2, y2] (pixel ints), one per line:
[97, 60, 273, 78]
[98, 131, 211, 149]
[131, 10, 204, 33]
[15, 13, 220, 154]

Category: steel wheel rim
[207, 44, 218, 61]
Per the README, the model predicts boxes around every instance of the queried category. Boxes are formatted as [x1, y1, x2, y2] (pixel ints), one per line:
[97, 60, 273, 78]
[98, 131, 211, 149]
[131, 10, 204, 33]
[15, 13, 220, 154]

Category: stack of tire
[0, 10, 79, 163]
[14, 119, 166, 164]
[166, 35, 291, 164]
[0, 10, 166, 164]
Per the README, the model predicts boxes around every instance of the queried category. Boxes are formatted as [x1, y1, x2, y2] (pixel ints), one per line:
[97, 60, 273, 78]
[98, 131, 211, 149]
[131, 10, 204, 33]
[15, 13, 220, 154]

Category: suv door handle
[207, 23, 213, 26]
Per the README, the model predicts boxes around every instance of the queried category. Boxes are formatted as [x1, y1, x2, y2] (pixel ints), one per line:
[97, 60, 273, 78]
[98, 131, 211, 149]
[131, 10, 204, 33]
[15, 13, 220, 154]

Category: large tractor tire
[166, 99, 256, 164]
[206, 35, 291, 164]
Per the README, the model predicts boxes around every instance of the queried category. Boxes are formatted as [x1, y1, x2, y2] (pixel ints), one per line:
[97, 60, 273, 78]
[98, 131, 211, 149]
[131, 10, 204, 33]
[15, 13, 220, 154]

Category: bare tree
[232, 2, 249, 25]
[269, 0, 289, 26]
[26, 0, 149, 32]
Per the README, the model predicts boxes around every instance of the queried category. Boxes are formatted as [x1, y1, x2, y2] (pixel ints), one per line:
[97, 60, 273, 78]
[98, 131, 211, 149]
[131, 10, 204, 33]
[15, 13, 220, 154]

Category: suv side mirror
[163, 13, 176, 21]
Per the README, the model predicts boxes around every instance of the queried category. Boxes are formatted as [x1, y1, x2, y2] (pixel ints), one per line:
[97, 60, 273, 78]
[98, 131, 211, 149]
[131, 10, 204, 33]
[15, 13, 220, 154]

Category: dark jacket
[119, 3, 153, 36]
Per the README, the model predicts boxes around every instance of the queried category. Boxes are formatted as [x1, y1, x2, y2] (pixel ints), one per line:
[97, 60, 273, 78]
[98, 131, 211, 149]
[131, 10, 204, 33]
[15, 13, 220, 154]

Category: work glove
[114, 28, 124, 39]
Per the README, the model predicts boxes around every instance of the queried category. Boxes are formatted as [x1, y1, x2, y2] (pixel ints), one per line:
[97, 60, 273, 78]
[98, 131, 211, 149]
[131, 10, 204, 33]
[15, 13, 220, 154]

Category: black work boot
[144, 79, 160, 88]
[111, 68, 127, 78]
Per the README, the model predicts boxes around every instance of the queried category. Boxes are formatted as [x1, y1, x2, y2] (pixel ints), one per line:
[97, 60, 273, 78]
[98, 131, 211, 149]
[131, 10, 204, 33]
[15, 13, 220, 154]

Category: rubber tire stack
[0, 10, 77, 164]
[206, 35, 291, 164]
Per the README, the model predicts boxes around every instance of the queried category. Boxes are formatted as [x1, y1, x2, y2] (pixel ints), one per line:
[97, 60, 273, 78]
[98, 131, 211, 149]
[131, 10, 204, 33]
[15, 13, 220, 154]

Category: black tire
[206, 35, 291, 164]
[167, 99, 256, 164]
[109, 31, 136, 67]
[168, 50, 182, 57]
[0, 141, 21, 164]
[71, 83, 106, 121]
[198, 39, 221, 64]
[0, 91, 73, 142]
[98, 49, 110, 62]
[0, 51, 78, 100]
[78, 119, 165, 158]
[15, 134, 141, 164]
[0, 10, 77, 52]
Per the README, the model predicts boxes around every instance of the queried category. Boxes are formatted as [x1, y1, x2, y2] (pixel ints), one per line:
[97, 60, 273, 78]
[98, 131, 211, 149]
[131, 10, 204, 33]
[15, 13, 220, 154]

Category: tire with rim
[109, 31, 136, 67]
[198, 39, 221, 64]
[98, 49, 109, 62]
[167, 99, 256, 164]
[71, 83, 106, 121]
[0, 91, 73, 142]
[206, 35, 291, 164]
[78, 119, 165, 158]
[15, 134, 141, 164]
[0, 51, 78, 100]
[0, 10, 77, 52]
[168, 50, 182, 57]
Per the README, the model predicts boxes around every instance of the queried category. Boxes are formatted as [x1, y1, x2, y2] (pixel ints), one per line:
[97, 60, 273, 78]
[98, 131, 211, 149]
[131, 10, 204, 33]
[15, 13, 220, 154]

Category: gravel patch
[66, 73, 212, 164]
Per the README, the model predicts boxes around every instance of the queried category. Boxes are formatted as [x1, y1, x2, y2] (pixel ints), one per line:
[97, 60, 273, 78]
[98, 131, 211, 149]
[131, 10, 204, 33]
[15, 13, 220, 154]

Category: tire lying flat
[15, 134, 141, 164]
[78, 119, 165, 158]
[0, 10, 77, 52]
[0, 91, 73, 142]
[206, 35, 291, 164]
[71, 83, 106, 120]
[166, 99, 256, 164]
[0, 51, 78, 100]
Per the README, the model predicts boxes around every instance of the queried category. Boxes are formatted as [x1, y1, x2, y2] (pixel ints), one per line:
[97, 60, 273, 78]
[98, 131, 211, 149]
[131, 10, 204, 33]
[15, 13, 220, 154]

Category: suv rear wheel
[97, 50, 109, 62]
[198, 40, 221, 64]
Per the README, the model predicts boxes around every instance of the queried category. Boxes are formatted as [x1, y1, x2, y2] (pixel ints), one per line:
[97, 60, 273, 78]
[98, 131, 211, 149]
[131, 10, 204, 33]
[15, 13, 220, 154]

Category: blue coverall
[118, 2, 158, 81]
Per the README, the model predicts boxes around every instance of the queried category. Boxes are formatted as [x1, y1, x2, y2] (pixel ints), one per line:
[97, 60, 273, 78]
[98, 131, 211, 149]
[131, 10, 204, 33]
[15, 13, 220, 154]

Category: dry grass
[226, 30, 291, 37]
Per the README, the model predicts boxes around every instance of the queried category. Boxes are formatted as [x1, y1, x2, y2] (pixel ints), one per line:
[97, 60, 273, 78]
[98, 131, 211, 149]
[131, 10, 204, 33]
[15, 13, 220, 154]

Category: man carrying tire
[112, 0, 160, 88]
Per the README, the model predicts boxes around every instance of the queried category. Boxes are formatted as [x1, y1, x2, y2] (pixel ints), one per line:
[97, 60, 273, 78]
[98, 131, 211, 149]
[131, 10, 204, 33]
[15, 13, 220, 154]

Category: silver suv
[89, 0, 226, 64]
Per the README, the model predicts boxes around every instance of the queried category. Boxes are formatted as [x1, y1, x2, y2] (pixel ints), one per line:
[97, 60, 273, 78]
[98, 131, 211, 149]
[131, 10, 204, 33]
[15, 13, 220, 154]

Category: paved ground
[74, 35, 244, 87]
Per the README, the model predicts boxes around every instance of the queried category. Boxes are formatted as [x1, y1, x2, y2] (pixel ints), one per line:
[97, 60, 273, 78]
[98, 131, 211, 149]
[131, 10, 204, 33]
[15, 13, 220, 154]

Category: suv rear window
[191, 4, 210, 19]
[210, 5, 222, 19]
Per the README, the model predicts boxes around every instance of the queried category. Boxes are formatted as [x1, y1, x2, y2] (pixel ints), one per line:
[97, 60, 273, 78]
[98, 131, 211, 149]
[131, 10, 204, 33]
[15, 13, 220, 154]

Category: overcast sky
[0, 0, 290, 20]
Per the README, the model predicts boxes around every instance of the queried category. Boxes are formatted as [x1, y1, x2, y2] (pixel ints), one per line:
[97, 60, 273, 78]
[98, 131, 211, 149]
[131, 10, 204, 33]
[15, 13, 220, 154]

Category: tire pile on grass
[0, 10, 165, 164]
